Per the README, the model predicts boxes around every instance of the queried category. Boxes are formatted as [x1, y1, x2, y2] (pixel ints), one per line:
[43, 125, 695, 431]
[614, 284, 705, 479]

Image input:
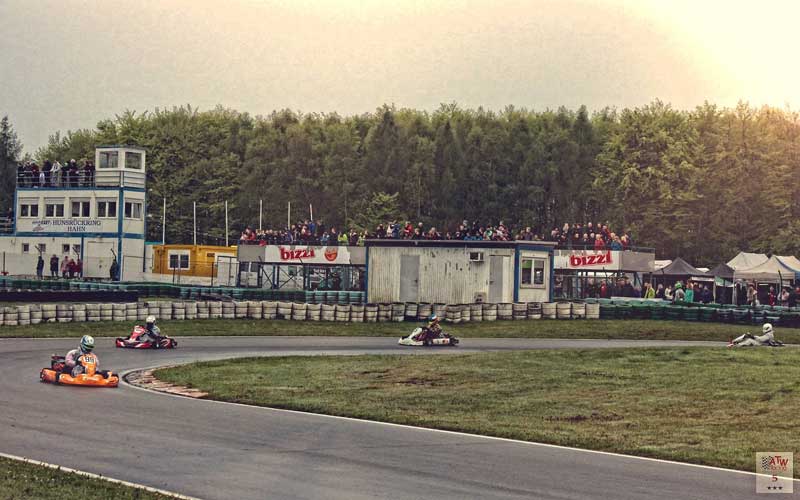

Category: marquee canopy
[727, 252, 768, 271]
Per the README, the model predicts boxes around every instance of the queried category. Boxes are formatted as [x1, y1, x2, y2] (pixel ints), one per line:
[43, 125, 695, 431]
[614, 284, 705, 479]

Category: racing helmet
[763, 323, 774, 336]
[146, 315, 157, 326]
[429, 314, 439, 323]
[80, 335, 95, 353]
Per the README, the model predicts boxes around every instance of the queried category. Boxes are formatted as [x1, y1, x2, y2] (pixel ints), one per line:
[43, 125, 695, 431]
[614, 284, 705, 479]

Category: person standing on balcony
[51, 161, 62, 187]
[60, 255, 69, 278]
[36, 255, 44, 279]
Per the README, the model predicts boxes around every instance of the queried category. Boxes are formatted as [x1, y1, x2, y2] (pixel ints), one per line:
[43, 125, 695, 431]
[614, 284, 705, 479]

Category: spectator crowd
[239, 219, 636, 250]
[17, 159, 96, 188]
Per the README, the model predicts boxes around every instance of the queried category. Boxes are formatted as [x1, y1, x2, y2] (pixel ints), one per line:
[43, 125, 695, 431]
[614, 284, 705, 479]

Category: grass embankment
[1, 318, 799, 342]
[157, 348, 800, 474]
[0, 456, 179, 500]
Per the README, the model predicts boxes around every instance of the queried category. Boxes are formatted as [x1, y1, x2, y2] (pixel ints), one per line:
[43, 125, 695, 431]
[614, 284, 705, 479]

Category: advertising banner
[22, 218, 104, 233]
[237, 245, 366, 266]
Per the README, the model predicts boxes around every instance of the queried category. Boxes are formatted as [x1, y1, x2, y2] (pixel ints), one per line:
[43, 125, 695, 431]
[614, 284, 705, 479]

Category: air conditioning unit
[469, 251, 484, 262]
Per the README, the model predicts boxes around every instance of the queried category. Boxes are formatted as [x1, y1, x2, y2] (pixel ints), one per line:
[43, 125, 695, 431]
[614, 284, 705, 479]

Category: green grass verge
[2, 318, 799, 343]
[0, 456, 178, 499]
[156, 348, 800, 475]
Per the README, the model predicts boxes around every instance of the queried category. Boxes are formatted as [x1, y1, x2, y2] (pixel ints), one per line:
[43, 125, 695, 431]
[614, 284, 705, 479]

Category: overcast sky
[1, 0, 798, 154]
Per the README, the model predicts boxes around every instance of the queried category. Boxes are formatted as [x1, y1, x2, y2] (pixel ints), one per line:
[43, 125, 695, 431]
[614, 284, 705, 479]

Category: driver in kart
[140, 315, 164, 345]
[63, 335, 96, 376]
[729, 323, 782, 347]
[416, 314, 443, 342]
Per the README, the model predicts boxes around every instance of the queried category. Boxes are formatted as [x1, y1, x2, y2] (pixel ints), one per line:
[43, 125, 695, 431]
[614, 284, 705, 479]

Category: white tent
[777, 256, 800, 274]
[733, 256, 797, 283]
[727, 252, 768, 271]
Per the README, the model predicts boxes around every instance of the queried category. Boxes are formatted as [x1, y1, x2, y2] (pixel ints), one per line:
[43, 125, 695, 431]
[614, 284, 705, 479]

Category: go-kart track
[0, 336, 775, 499]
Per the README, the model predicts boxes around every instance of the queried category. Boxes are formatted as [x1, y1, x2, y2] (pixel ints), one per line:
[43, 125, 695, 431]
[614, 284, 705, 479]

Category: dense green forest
[2, 101, 799, 264]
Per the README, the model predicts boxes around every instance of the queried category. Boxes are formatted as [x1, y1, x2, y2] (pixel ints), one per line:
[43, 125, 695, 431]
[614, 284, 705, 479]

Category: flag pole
[161, 197, 166, 245]
[287, 202, 291, 229]
[225, 200, 229, 247]
[259, 199, 263, 231]
[193, 201, 197, 246]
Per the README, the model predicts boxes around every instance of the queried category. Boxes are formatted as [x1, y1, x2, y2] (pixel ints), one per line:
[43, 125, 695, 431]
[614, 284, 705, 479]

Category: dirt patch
[545, 412, 623, 423]
[125, 368, 209, 398]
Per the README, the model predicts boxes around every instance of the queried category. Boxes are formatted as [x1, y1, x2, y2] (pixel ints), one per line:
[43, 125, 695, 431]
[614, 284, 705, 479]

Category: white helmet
[763, 323, 774, 335]
[146, 315, 157, 325]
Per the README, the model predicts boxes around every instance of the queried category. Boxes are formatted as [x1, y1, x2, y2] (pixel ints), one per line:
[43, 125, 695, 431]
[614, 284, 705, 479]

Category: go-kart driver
[140, 315, 164, 345]
[64, 335, 96, 376]
[415, 314, 443, 342]
[729, 323, 783, 347]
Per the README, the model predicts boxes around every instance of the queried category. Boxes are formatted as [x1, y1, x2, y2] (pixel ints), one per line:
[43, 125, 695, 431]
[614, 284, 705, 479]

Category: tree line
[2, 100, 798, 265]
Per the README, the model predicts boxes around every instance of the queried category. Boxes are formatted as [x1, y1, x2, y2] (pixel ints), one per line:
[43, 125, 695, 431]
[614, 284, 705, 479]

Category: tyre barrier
[307, 303, 322, 321]
[404, 302, 418, 321]
[417, 303, 432, 321]
[158, 302, 172, 320]
[72, 304, 86, 323]
[4, 307, 17, 326]
[512, 302, 527, 320]
[445, 304, 461, 324]
[556, 302, 572, 319]
[209, 302, 223, 319]
[125, 302, 138, 322]
[432, 303, 447, 319]
[30, 304, 42, 325]
[335, 304, 351, 322]
[262, 301, 278, 320]
[17, 304, 31, 325]
[497, 303, 513, 321]
[351, 304, 365, 323]
[234, 302, 248, 319]
[320, 304, 335, 322]
[185, 302, 198, 320]
[292, 303, 308, 321]
[247, 301, 263, 320]
[173, 302, 186, 321]
[460, 304, 471, 323]
[377, 303, 392, 322]
[482, 303, 498, 322]
[364, 304, 378, 323]
[277, 301, 292, 320]
[0, 299, 758, 326]
[527, 302, 542, 320]
[42, 304, 57, 322]
[470, 303, 483, 322]
[391, 303, 405, 323]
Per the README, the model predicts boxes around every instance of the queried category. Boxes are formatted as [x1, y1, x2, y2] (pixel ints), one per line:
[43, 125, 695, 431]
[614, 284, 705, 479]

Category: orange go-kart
[40, 353, 119, 387]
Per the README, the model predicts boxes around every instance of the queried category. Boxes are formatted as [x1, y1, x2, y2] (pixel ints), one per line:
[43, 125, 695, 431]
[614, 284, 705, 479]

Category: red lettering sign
[278, 247, 316, 261]
[568, 251, 613, 268]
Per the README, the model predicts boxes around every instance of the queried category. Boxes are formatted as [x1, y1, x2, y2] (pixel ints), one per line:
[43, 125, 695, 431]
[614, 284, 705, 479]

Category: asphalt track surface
[0, 336, 770, 499]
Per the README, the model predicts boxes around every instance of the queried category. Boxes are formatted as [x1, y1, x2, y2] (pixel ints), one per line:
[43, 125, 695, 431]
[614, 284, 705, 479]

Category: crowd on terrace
[239, 219, 636, 250]
[17, 159, 96, 188]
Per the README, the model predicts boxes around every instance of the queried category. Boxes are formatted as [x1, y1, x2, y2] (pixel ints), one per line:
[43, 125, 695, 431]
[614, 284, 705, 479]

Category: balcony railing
[16, 170, 145, 190]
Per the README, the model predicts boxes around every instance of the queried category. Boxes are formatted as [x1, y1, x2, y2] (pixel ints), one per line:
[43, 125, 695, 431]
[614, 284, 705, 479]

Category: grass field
[0, 456, 178, 500]
[1, 317, 798, 343]
[156, 348, 800, 475]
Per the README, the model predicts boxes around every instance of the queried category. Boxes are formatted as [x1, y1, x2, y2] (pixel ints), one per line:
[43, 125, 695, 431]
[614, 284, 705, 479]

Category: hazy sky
[1, 0, 798, 154]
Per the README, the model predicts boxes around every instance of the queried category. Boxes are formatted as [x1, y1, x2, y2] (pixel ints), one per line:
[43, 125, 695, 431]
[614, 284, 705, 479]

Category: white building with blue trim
[1, 146, 147, 279]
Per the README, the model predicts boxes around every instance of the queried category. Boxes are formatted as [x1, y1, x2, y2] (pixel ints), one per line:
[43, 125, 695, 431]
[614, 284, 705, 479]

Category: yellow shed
[151, 244, 237, 278]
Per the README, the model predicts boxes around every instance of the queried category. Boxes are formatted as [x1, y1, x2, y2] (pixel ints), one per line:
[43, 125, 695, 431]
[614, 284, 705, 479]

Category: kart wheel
[423, 339, 432, 347]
